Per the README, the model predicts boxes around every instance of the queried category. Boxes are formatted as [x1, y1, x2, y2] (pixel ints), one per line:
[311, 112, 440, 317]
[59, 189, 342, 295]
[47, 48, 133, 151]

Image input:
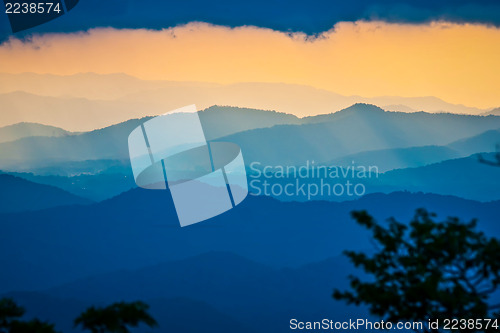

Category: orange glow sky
[0, 21, 499, 109]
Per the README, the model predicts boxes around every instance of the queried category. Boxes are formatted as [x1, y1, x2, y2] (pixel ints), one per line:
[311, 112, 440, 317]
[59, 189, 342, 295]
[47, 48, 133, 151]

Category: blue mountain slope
[0, 253, 364, 333]
[0, 118, 148, 169]
[3, 168, 136, 201]
[0, 189, 498, 294]
[0, 174, 91, 213]
[39, 252, 366, 333]
[10, 159, 132, 177]
[317, 127, 500, 172]
[4, 128, 499, 202]
[447, 128, 500, 155]
[247, 153, 500, 202]
[370, 153, 500, 201]
[328, 145, 461, 172]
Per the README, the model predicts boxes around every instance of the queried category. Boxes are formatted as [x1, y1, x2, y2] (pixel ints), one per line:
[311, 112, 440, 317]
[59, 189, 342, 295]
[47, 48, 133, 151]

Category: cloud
[0, 21, 499, 109]
[1, 0, 499, 39]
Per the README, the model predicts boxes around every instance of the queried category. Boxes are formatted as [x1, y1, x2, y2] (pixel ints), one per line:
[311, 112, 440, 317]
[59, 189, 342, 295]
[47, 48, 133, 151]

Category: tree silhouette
[0, 298, 24, 333]
[0, 298, 59, 333]
[333, 209, 500, 332]
[9, 319, 59, 333]
[74, 301, 157, 333]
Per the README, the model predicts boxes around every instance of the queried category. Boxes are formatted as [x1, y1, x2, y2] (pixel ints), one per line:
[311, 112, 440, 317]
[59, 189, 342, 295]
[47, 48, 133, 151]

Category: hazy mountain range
[1, 99, 500, 332]
[0, 72, 494, 131]
[1, 103, 499, 202]
[221, 104, 500, 166]
[1, 104, 499, 170]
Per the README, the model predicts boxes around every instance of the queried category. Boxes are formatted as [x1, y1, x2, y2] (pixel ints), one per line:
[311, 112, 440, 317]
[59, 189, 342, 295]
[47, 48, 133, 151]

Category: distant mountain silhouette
[0, 122, 70, 144]
[198, 105, 300, 140]
[0, 73, 169, 100]
[482, 107, 500, 116]
[0, 188, 498, 293]
[0, 174, 91, 213]
[0, 73, 487, 130]
[382, 104, 418, 113]
[0, 91, 160, 132]
[447, 128, 500, 155]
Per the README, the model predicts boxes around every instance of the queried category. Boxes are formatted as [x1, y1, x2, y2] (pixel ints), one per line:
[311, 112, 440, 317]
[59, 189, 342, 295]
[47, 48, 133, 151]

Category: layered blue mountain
[2, 253, 366, 333]
[219, 105, 500, 165]
[1, 103, 500, 332]
[0, 174, 91, 213]
[3, 162, 136, 201]
[249, 152, 500, 202]
[2, 104, 500, 170]
[1, 188, 499, 294]
[370, 153, 500, 201]
[1, 188, 499, 332]
[448, 128, 500, 155]
[2, 104, 499, 202]
[7, 159, 132, 177]
[0, 105, 301, 170]
[327, 145, 460, 173]
[332, 128, 500, 172]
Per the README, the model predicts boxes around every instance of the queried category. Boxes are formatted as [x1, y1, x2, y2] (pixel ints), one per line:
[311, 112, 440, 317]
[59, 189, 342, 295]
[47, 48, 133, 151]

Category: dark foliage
[334, 209, 500, 332]
[0, 298, 58, 333]
[74, 301, 157, 333]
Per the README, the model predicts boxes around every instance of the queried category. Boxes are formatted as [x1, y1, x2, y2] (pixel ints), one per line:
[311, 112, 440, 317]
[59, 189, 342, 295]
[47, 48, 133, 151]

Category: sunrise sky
[0, 0, 499, 112]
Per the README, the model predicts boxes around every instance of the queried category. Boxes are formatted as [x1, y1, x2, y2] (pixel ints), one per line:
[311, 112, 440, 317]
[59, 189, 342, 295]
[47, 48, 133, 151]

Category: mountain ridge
[0, 122, 72, 143]
[1, 189, 498, 293]
[0, 72, 490, 131]
[0, 174, 92, 213]
[1, 104, 499, 172]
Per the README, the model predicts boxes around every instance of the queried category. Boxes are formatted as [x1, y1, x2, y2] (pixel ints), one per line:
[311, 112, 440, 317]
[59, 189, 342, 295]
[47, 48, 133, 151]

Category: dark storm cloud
[1, 0, 499, 39]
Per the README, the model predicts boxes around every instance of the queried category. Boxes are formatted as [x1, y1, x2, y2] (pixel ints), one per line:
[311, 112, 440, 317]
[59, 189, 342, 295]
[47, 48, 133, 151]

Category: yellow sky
[0, 21, 499, 109]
